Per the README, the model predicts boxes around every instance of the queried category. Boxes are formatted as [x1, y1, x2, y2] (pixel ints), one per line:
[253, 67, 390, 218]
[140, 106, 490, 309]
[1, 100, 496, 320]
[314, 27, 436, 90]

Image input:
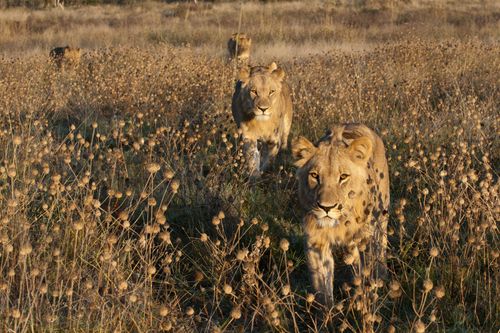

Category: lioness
[292, 124, 389, 305]
[227, 33, 252, 63]
[232, 62, 293, 177]
[49, 46, 81, 69]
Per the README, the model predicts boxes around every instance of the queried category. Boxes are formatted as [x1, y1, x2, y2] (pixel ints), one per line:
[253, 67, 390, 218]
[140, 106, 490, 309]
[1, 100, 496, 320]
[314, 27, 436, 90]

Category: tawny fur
[49, 46, 81, 69]
[232, 62, 293, 178]
[227, 33, 252, 63]
[292, 124, 390, 305]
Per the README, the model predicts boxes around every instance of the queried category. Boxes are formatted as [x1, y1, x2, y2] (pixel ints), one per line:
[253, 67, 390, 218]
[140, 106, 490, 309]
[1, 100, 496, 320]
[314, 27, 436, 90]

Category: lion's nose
[258, 106, 269, 113]
[317, 202, 342, 213]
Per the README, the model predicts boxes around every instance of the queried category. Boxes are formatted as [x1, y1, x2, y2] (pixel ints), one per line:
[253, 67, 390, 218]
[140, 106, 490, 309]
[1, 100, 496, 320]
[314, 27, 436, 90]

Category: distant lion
[231, 62, 293, 178]
[49, 46, 81, 69]
[292, 124, 390, 305]
[227, 33, 252, 63]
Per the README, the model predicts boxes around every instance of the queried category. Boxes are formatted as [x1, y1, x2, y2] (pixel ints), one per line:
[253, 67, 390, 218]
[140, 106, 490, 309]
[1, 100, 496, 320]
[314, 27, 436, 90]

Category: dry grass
[1, 1, 499, 57]
[0, 1, 499, 332]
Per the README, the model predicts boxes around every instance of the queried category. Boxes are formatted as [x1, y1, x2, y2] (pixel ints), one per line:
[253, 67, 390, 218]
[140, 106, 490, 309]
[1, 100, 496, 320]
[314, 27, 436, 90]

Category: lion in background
[49, 46, 81, 69]
[227, 33, 252, 63]
[292, 124, 389, 305]
[231, 62, 293, 178]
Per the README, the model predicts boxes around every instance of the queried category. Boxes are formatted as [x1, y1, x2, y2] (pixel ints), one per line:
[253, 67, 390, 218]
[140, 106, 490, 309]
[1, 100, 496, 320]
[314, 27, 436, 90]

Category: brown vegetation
[0, 1, 498, 332]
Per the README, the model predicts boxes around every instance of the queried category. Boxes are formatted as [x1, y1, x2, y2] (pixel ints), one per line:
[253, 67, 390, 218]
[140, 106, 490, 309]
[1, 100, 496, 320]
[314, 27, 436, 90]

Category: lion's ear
[292, 136, 316, 167]
[268, 62, 278, 71]
[348, 137, 372, 163]
[272, 68, 285, 82]
[238, 66, 250, 84]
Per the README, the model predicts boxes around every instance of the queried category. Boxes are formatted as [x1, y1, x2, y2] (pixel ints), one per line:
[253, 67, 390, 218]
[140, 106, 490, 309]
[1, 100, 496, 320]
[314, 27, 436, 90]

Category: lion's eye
[250, 89, 258, 96]
[309, 171, 319, 180]
[339, 174, 350, 182]
[269, 89, 275, 96]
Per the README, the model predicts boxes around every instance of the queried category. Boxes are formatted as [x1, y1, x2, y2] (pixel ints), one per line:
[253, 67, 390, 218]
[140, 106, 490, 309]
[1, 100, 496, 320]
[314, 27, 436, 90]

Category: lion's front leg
[280, 118, 291, 151]
[243, 139, 260, 178]
[306, 240, 334, 306]
[260, 140, 279, 172]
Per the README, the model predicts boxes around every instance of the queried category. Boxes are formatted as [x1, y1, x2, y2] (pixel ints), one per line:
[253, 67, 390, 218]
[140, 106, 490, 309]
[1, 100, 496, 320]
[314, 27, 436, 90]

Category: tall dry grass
[1, 1, 499, 57]
[0, 1, 499, 332]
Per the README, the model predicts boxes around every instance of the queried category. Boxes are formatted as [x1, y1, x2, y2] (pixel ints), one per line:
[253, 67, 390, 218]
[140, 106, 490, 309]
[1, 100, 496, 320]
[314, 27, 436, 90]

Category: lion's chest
[240, 117, 282, 142]
[304, 214, 369, 248]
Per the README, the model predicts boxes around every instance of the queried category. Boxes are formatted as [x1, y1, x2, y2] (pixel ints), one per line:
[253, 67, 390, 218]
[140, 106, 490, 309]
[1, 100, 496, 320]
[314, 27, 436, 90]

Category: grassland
[0, 1, 499, 332]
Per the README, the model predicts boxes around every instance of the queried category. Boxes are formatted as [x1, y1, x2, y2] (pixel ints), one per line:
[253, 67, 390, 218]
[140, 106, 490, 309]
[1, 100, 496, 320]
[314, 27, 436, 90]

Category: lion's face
[237, 62, 285, 120]
[235, 37, 251, 61]
[64, 47, 81, 63]
[292, 130, 373, 228]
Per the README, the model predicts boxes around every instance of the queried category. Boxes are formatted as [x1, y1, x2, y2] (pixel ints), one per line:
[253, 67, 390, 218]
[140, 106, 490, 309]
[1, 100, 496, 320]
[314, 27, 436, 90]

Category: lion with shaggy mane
[292, 124, 389, 304]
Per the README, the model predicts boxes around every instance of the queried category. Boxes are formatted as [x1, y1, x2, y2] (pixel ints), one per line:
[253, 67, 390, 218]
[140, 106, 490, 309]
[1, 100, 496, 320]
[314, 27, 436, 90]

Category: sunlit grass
[0, 1, 498, 332]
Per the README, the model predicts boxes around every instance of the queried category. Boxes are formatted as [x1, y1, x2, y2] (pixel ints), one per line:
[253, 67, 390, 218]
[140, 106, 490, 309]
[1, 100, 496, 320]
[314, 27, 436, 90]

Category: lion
[49, 46, 81, 69]
[292, 124, 390, 305]
[231, 62, 293, 178]
[227, 33, 252, 63]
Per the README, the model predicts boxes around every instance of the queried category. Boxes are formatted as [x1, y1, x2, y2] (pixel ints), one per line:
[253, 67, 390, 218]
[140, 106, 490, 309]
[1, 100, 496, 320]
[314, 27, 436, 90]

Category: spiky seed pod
[281, 284, 291, 296]
[279, 239, 289, 252]
[414, 319, 426, 333]
[230, 307, 241, 319]
[159, 306, 169, 317]
[434, 286, 445, 299]
[185, 307, 194, 316]
[170, 180, 180, 193]
[423, 279, 433, 293]
[223, 284, 233, 295]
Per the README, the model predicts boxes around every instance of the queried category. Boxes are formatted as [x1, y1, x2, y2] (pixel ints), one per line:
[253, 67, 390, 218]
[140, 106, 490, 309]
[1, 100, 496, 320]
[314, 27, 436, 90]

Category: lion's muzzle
[312, 201, 343, 227]
[316, 217, 340, 228]
[253, 105, 271, 119]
